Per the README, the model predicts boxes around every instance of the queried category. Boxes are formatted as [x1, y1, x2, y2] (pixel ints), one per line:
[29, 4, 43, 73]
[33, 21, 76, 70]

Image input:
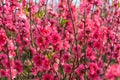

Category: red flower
[86, 47, 96, 60]
[64, 64, 72, 74]
[75, 64, 84, 76]
[14, 60, 23, 74]
[43, 58, 50, 70]
[93, 41, 101, 50]
[31, 67, 38, 76]
[88, 63, 102, 80]
[32, 54, 43, 67]
[62, 52, 70, 61]
[0, 53, 7, 60]
[52, 33, 61, 45]
[43, 74, 53, 80]
[0, 29, 7, 47]
[105, 64, 120, 80]
[36, 36, 45, 48]
[0, 69, 6, 77]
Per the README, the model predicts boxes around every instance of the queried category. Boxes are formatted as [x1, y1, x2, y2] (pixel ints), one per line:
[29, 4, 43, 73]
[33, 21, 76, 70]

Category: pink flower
[63, 40, 70, 50]
[30, 46, 36, 54]
[13, 60, 23, 74]
[62, 52, 70, 62]
[32, 54, 44, 67]
[6, 69, 17, 79]
[93, 30, 101, 39]
[64, 64, 72, 74]
[9, 69, 17, 79]
[9, 51, 16, 58]
[31, 4, 38, 14]
[52, 33, 61, 45]
[38, 0, 46, 7]
[31, 67, 38, 76]
[74, 64, 85, 80]
[105, 64, 120, 80]
[43, 58, 50, 70]
[75, 64, 84, 76]
[42, 74, 53, 80]
[36, 36, 45, 49]
[53, 43, 63, 51]
[0, 53, 7, 60]
[1, 59, 9, 69]
[88, 63, 102, 80]
[7, 40, 16, 51]
[86, 47, 96, 60]
[72, 45, 81, 54]
[93, 41, 101, 50]
[53, 63, 58, 71]
[0, 29, 7, 47]
[0, 69, 6, 77]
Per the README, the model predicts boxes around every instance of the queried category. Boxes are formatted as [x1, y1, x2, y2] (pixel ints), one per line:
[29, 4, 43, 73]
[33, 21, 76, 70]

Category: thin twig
[67, 0, 78, 79]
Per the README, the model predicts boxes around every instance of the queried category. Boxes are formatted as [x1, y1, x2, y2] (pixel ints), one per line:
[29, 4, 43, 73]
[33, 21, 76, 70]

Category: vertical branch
[1, 0, 4, 28]
[67, 0, 78, 57]
[67, 0, 78, 52]
[45, 0, 48, 16]
[29, 0, 34, 47]
[28, 0, 33, 78]
[67, 0, 79, 78]
[83, 8, 87, 66]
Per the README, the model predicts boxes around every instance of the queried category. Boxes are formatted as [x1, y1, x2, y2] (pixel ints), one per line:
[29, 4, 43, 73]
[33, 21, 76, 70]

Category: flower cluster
[0, 0, 120, 80]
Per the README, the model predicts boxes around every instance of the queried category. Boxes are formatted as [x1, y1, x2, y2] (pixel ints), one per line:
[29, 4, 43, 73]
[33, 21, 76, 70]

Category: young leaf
[45, 52, 55, 59]
[60, 18, 69, 26]
[24, 4, 29, 15]
[118, 2, 120, 8]
[35, 10, 45, 18]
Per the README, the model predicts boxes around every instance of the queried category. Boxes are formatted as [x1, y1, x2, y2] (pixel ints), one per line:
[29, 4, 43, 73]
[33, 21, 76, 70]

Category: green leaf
[58, 65, 64, 75]
[1, 77, 7, 80]
[24, 4, 29, 15]
[6, 30, 16, 38]
[45, 52, 55, 59]
[25, 66, 32, 72]
[35, 10, 45, 18]
[60, 18, 69, 26]
[118, 2, 120, 8]
[19, 0, 22, 3]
